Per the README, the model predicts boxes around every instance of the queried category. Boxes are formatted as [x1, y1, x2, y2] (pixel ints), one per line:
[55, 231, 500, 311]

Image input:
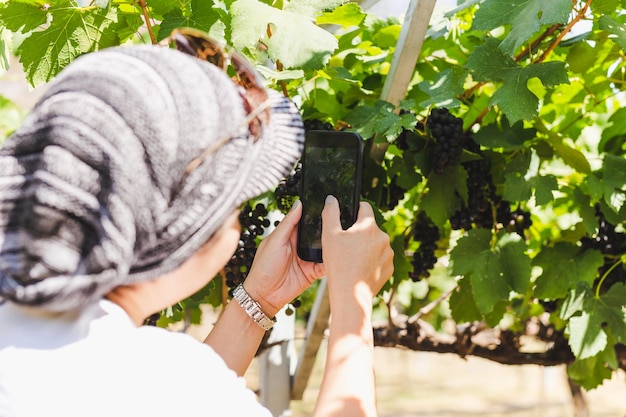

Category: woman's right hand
[320, 195, 394, 307]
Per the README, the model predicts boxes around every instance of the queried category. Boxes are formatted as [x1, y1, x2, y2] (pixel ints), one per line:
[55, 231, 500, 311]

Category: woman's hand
[321, 195, 394, 306]
[243, 200, 325, 317]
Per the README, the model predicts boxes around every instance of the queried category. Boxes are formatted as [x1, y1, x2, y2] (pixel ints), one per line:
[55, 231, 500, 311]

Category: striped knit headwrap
[0, 45, 304, 312]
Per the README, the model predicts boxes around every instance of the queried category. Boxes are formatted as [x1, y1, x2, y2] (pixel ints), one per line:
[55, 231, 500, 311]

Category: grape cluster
[303, 118, 334, 132]
[275, 162, 301, 213]
[409, 212, 440, 281]
[382, 175, 407, 211]
[426, 108, 466, 174]
[449, 137, 496, 230]
[449, 137, 533, 237]
[223, 202, 270, 293]
[395, 124, 422, 151]
[581, 204, 626, 291]
[497, 203, 533, 237]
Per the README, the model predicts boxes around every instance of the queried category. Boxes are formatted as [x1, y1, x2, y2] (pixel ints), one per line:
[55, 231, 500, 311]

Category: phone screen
[297, 131, 363, 263]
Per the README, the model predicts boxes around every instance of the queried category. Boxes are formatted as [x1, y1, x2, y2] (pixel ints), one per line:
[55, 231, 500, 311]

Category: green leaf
[533, 243, 605, 299]
[559, 283, 592, 321]
[498, 232, 531, 294]
[316, 3, 365, 27]
[471, 0, 571, 55]
[449, 229, 530, 314]
[230, 0, 338, 69]
[503, 172, 532, 202]
[420, 165, 467, 227]
[449, 278, 482, 323]
[473, 119, 537, 151]
[599, 107, 626, 153]
[567, 284, 626, 359]
[602, 154, 626, 213]
[567, 355, 614, 390]
[390, 234, 413, 284]
[566, 41, 598, 74]
[0, 1, 48, 33]
[528, 174, 558, 205]
[284, 0, 347, 19]
[160, 0, 223, 40]
[17, 3, 125, 87]
[591, 0, 620, 15]
[599, 15, 626, 51]
[418, 67, 467, 109]
[544, 134, 592, 174]
[144, 0, 183, 18]
[466, 39, 569, 123]
[344, 100, 416, 143]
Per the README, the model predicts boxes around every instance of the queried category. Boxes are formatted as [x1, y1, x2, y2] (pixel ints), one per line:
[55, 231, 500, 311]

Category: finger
[269, 200, 302, 243]
[321, 195, 342, 232]
[356, 201, 375, 221]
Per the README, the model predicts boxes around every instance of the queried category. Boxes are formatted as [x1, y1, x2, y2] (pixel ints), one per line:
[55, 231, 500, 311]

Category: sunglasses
[160, 28, 272, 181]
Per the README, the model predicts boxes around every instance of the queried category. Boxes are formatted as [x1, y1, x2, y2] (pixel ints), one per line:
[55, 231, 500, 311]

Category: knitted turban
[0, 45, 304, 312]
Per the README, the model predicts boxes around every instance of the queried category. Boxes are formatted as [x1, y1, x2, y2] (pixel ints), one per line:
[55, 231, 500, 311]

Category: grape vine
[1, 0, 625, 392]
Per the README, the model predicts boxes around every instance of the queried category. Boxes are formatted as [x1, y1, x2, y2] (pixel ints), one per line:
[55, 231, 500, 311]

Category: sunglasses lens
[230, 53, 263, 90]
[168, 28, 269, 142]
[172, 30, 226, 69]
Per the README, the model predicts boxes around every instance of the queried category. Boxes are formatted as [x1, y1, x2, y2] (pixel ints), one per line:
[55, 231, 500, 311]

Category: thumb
[272, 199, 302, 242]
[321, 195, 342, 233]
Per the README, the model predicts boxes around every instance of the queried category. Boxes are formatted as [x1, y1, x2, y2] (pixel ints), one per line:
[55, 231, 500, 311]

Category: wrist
[241, 278, 282, 318]
[232, 283, 277, 331]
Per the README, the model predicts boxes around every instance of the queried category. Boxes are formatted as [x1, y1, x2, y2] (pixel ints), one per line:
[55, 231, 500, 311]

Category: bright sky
[364, 0, 459, 19]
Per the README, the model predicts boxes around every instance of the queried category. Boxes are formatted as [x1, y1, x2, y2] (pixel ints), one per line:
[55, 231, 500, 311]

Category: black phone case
[296, 130, 363, 263]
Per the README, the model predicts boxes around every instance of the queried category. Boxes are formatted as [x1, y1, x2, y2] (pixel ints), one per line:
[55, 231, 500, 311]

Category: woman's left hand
[243, 200, 325, 317]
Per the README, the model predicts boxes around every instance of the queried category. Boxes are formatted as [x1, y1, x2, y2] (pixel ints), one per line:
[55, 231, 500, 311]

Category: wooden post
[291, 278, 330, 400]
[371, 0, 437, 163]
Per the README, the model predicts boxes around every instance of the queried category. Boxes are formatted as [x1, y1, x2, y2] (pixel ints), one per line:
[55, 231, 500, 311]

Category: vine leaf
[473, 119, 536, 151]
[503, 173, 557, 205]
[0, 1, 48, 33]
[599, 15, 626, 51]
[466, 39, 569, 123]
[599, 107, 626, 153]
[230, 0, 338, 69]
[568, 349, 616, 390]
[160, 0, 223, 40]
[418, 67, 467, 109]
[449, 229, 531, 315]
[316, 3, 366, 27]
[144, 0, 184, 19]
[566, 284, 626, 360]
[471, 0, 571, 56]
[533, 243, 604, 300]
[22, 8, 119, 87]
[344, 100, 416, 143]
[285, 0, 348, 19]
[602, 154, 626, 214]
[420, 165, 467, 227]
[449, 277, 482, 323]
[543, 133, 592, 174]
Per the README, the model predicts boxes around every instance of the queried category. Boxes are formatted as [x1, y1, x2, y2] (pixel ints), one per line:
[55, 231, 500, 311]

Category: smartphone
[296, 130, 363, 263]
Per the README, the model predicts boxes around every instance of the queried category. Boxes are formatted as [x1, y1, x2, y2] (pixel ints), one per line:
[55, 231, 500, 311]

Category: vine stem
[595, 258, 624, 299]
[537, 0, 593, 63]
[407, 286, 455, 324]
[467, 0, 593, 129]
[137, 0, 157, 44]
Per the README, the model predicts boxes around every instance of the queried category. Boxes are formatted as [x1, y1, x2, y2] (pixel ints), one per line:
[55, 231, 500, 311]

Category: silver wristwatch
[232, 284, 276, 331]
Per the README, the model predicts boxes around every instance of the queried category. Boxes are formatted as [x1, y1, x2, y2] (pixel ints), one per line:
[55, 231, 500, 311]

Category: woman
[0, 41, 394, 417]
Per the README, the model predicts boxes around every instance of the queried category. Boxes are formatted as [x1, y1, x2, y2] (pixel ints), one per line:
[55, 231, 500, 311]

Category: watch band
[232, 283, 276, 331]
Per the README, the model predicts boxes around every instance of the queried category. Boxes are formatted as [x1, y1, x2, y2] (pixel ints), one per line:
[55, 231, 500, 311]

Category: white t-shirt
[0, 299, 273, 417]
